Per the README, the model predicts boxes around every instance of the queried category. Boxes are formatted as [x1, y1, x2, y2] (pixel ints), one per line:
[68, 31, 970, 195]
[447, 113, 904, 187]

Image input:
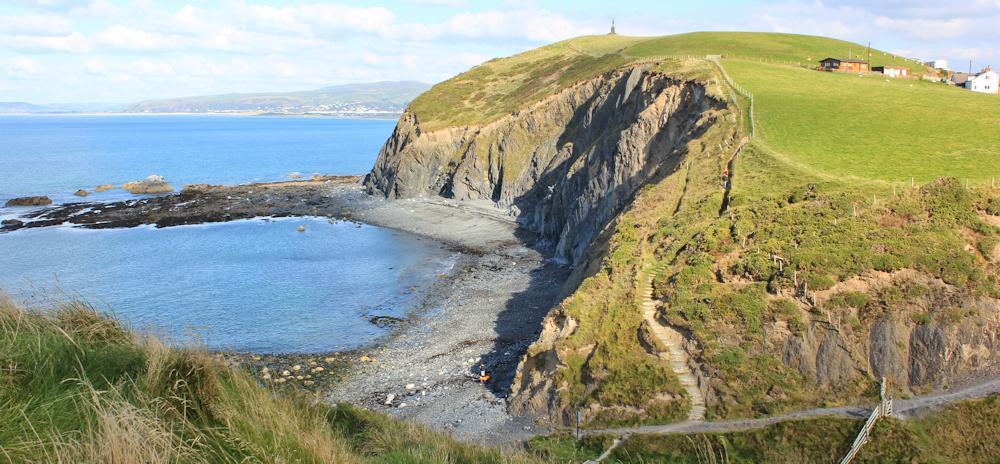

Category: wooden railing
[839, 378, 893, 464]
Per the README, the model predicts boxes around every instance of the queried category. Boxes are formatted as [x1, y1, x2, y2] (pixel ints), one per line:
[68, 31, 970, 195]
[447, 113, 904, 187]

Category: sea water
[0, 114, 394, 203]
[0, 115, 454, 353]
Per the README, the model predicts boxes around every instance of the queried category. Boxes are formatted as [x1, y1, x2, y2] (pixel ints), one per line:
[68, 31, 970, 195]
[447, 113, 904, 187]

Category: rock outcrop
[772, 272, 1000, 397]
[5, 196, 52, 207]
[366, 65, 722, 264]
[122, 175, 173, 194]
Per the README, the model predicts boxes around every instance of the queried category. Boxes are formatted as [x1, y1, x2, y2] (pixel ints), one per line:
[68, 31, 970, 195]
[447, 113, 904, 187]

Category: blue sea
[0, 115, 455, 353]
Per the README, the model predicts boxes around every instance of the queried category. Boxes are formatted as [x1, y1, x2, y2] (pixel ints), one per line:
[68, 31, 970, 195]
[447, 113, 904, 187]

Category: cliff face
[365, 66, 722, 264]
[775, 271, 1000, 394]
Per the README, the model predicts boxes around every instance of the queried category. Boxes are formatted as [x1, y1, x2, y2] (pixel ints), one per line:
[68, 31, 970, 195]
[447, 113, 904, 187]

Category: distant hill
[124, 81, 430, 114]
[0, 102, 61, 114]
[0, 101, 126, 114]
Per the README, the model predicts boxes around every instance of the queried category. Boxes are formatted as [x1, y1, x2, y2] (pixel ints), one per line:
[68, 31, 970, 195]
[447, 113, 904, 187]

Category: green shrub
[805, 273, 836, 291]
[828, 291, 870, 309]
[979, 236, 999, 261]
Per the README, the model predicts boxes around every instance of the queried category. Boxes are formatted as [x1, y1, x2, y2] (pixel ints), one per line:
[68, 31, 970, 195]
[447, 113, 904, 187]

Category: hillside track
[583, 376, 1000, 438]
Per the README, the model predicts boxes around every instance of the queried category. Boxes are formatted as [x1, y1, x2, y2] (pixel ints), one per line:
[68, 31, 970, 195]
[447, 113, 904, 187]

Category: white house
[924, 59, 949, 71]
[966, 67, 999, 94]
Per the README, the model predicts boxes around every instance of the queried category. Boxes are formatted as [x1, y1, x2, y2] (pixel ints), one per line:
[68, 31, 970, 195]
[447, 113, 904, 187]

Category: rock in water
[94, 184, 115, 192]
[5, 196, 52, 207]
[1, 219, 25, 230]
[74, 189, 90, 197]
[122, 175, 173, 194]
[369, 315, 404, 328]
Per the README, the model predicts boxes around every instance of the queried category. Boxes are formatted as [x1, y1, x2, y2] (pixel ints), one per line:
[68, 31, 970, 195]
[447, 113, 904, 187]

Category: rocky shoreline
[2, 176, 572, 444]
[0, 175, 364, 232]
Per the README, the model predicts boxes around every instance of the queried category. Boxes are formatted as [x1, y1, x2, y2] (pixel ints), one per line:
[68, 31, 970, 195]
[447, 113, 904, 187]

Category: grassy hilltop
[412, 31, 998, 181]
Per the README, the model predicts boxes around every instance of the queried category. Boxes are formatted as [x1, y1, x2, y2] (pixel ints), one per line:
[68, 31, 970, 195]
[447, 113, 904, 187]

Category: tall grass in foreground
[0, 295, 540, 463]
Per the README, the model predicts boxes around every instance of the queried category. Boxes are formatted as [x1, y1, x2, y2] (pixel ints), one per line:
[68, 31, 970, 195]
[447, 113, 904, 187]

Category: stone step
[640, 277, 707, 421]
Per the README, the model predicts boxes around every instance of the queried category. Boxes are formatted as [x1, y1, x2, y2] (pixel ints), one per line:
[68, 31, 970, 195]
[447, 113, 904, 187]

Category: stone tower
[609, 18, 616, 35]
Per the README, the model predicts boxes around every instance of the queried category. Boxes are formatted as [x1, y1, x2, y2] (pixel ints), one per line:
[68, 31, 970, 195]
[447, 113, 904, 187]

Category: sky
[1, 0, 998, 103]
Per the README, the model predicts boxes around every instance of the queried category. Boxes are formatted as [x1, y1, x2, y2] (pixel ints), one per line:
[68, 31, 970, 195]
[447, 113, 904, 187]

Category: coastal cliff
[364, 34, 1000, 428]
[365, 65, 722, 264]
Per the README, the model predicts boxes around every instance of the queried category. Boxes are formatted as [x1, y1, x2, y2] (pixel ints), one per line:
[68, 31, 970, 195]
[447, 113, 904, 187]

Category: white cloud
[409, 0, 469, 7]
[873, 16, 968, 40]
[2, 56, 45, 78]
[0, 32, 90, 52]
[10, 0, 94, 11]
[444, 8, 587, 42]
[130, 58, 174, 76]
[2, 0, 999, 103]
[825, 0, 1000, 20]
[84, 57, 106, 74]
[93, 25, 180, 51]
[0, 14, 73, 35]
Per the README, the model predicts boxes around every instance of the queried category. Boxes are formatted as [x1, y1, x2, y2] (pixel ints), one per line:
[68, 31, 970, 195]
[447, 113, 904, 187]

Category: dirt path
[718, 137, 748, 215]
[584, 376, 1000, 437]
[640, 271, 706, 421]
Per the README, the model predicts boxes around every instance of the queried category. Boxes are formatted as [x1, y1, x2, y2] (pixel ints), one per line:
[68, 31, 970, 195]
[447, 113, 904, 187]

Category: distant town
[818, 56, 998, 94]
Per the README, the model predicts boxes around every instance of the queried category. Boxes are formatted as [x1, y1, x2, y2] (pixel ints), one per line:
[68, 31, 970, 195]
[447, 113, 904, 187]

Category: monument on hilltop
[609, 18, 617, 35]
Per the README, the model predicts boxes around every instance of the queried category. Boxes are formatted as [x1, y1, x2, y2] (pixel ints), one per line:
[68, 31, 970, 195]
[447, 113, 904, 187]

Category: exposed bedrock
[365, 66, 722, 264]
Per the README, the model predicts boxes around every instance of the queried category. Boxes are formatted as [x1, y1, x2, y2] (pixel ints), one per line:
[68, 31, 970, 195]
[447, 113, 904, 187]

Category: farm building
[873, 66, 909, 78]
[924, 59, 949, 71]
[819, 58, 869, 73]
[965, 67, 999, 94]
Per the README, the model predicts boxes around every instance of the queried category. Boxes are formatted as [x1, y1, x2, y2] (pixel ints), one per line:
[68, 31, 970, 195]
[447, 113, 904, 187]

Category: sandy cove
[2, 177, 571, 444]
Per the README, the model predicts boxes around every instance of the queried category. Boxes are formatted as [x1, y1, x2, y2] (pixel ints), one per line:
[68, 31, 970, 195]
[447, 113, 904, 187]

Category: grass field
[724, 59, 1000, 183]
[623, 31, 923, 69]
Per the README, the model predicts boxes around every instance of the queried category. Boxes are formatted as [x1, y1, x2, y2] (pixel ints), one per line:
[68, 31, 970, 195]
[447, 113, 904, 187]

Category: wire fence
[709, 57, 756, 138]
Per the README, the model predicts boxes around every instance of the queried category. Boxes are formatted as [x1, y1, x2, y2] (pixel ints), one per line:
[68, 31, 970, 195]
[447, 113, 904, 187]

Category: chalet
[819, 58, 869, 73]
[965, 66, 999, 94]
[872, 66, 909, 78]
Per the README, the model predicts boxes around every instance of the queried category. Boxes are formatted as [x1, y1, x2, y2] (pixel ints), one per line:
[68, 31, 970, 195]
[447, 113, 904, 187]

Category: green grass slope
[624, 31, 921, 68]
[726, 59, 1000, 183]
[0, 296, 539, 463]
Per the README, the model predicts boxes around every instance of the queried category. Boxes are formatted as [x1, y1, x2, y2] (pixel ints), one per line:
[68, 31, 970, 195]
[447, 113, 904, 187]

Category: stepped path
[640, 268, 706, 421]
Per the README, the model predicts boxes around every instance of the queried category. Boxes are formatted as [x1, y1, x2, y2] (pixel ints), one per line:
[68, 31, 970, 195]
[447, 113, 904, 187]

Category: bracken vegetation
[0, 296, 541, 463]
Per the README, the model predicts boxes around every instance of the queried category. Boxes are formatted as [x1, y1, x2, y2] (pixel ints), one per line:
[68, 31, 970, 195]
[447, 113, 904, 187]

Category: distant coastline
[0, 80, 427, 118]
[0, 111, 403, 119]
